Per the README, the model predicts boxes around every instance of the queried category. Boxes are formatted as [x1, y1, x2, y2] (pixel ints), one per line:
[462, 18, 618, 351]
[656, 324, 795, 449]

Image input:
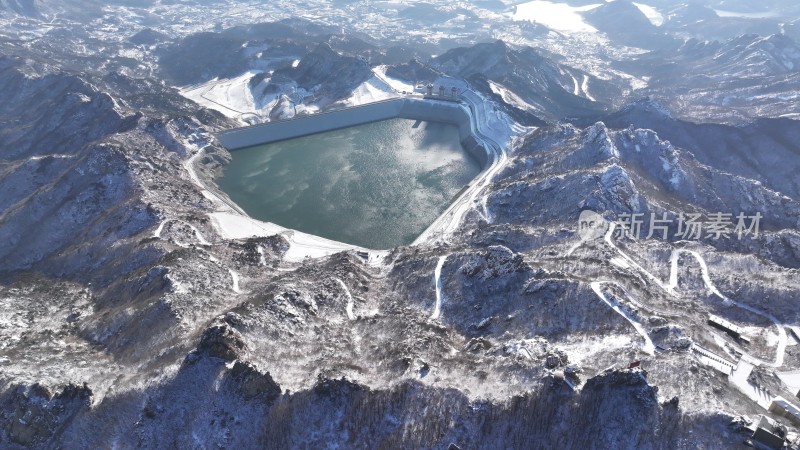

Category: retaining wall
[215, 97, 488, 168]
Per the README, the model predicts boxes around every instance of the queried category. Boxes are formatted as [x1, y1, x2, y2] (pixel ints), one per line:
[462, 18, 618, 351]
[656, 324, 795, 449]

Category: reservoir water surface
[218, 118, 481, 249]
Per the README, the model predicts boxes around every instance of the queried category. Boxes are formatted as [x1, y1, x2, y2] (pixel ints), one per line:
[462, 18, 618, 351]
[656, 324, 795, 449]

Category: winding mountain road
[600, 223, 787, 368]
[590, 281, 656, 356]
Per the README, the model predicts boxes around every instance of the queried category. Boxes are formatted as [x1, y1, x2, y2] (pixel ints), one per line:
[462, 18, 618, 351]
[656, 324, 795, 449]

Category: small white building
[708, 314, 750, 343]
[769, 396, 800, 426]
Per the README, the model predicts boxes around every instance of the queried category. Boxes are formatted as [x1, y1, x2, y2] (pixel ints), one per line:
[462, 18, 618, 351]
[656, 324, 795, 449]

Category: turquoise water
[218, 118, 481, 249]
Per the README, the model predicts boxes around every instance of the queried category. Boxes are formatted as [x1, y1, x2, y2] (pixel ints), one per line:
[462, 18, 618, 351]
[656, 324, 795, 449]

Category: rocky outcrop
[195, 320, 248, 361]
[253, 371, 739, 449]
[459, 245, 528, 281]
[1, 383, 92, 447]
[604, 102, 800, 200]
[229, 361, 282, 401]
[483, 120, 800, 268]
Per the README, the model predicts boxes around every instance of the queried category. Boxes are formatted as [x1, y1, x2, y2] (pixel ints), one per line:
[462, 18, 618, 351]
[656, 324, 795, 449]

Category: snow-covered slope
[1, 3, 800, 449]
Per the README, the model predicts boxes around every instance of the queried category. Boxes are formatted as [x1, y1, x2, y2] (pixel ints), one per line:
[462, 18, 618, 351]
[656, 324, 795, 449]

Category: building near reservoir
[768, 396, 800, 426]
[708, 314, 751, 344]
[751, 415, 786, 450]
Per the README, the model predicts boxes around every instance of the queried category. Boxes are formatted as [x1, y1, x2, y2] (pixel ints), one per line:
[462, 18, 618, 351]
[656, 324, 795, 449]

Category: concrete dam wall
[215, 97, 489, 168]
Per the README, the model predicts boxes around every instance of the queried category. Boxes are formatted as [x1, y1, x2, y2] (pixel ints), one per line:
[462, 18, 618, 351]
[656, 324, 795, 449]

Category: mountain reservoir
[218, 117, 481, 249]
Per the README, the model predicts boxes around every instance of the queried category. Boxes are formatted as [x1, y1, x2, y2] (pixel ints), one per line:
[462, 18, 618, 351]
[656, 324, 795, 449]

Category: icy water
[219, 118, 481, 249]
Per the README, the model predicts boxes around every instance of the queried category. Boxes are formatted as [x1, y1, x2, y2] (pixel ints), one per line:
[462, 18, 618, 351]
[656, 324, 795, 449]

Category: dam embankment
[215, 97, 489, 168]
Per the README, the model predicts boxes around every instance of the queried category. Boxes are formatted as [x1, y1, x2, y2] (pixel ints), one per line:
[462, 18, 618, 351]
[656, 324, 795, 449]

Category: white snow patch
[334, 278, 356, 321]
[632, 3, 664, 26]
[570, 73, 580, 96]
[153, 218, 211, 247]
[179, 70, 272, 123]
[153, 219, 169, 238]
[581, 74, 595, 102]
[764, 329, 781, 347]
[714, 9, 778, 19]
[488, 80, 538, 112]
[345, 75, 400, 106]
[373, 66, 415, 93]
[210, 211, 286, 240]
[257, 246, 267, 266]
[565, 334, 634, 365]
[229, 269, 243, 294]
[777, 371, 800, 391]
[209, 211, 370, 262]
[430, 255, 447, 320]
[512, 1, 600, 34]
[29, 154, 75, 161]
[169, 277, 189, 294]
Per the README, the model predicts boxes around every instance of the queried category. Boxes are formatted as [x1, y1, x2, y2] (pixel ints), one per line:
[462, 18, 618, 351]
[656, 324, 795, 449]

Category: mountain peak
[585, 0, 653, 26]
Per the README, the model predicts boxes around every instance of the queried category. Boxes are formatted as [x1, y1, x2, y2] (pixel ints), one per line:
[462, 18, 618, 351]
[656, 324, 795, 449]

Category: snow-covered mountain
[1, 2, 800, 448]
[433, 40, 623, 121]
[582, 0, 677, 49]
[272, 42, 373, 104]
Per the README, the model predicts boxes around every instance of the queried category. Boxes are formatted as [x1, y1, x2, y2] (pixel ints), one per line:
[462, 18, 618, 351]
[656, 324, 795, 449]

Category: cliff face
[4, 366, 739, 449]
